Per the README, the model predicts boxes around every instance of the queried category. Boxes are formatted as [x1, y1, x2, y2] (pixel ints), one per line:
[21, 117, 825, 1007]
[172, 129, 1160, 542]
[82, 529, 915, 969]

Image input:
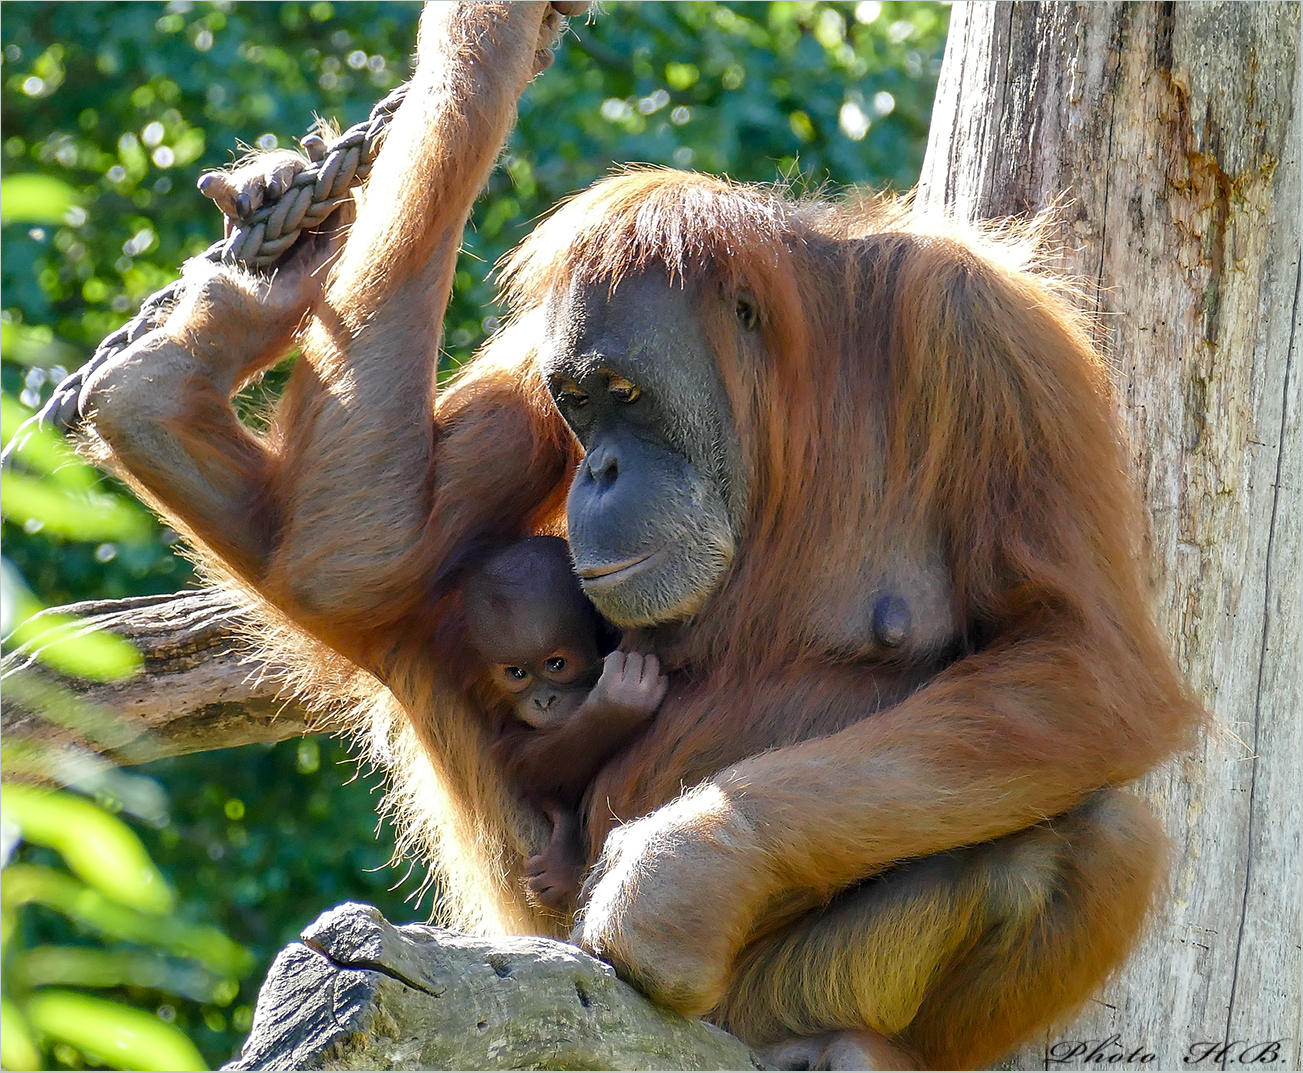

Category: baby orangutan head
[463, 536, 608, 728]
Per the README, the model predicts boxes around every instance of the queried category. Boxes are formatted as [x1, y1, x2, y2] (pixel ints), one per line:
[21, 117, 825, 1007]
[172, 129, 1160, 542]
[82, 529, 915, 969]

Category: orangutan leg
[720, 790, 1165, 1071]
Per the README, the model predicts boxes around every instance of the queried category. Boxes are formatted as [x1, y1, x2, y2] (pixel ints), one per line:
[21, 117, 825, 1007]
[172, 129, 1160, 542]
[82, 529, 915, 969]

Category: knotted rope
[1, 82, 408, 466]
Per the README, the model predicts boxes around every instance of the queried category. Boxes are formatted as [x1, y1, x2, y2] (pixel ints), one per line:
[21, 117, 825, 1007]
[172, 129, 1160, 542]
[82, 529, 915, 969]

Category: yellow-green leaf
[0, 173, 81, 226]
[27, 990, 206, 1072]
[0, 321, 80, 368]
[17, 946, 233, 1005]
[1, 555, 43, 633]
[0, 865, 252, 975]
[0, 394, 97, 489]
[7, 609, 144, 681]
[1, 787, 173, 913]
[171, 127, 206, 168]
[0, 470, 151, 541]
[0, 997, 41, 1073]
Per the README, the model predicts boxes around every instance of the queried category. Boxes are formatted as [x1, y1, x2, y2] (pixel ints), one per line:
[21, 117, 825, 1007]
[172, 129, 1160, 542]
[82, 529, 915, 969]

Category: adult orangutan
[78, 3, 1200, 1068]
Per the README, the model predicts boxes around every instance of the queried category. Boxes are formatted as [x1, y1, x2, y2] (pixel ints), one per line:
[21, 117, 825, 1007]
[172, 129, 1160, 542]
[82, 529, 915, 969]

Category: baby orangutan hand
[588, 651, 668, 725]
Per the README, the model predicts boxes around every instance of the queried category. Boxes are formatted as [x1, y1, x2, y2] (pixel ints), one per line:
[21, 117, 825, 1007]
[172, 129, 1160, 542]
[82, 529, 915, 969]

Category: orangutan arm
[263, 3, 568, 637]
[84, 4, 575, 656]
[575, 615, 1194, 1017]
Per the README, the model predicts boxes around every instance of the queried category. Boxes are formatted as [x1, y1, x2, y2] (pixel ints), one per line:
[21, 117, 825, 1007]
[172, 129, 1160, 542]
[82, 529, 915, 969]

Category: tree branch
[1, 588, 335, 776]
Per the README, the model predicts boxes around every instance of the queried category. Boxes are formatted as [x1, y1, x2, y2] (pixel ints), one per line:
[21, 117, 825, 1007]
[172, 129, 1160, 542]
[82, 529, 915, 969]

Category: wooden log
[222, 902, 766, 1072]
[1, 588, 334, 774]
[919, 3, 1300, 1067]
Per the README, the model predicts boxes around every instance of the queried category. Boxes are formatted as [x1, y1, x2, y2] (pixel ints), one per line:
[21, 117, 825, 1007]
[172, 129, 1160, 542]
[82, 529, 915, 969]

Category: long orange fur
[82, 9, 1201, 1067]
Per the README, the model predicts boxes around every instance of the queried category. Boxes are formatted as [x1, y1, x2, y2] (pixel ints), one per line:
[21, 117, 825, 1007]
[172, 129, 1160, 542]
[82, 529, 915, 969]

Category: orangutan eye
[545, 657, 567, 673]
[505, 666, 528, 681]
[735, 291, 759, 331]
[607, 375, 641, 404]
[555, 380, 588, 408]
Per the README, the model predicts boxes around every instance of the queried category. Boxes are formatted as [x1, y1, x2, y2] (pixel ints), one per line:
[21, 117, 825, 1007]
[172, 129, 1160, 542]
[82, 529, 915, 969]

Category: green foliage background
[1, 1, 948, 1066]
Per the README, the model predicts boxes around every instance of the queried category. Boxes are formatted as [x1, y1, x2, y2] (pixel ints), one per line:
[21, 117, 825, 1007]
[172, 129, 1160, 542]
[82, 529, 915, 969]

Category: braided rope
[0, 82, 408, 467]
[218, 81, 408, 269]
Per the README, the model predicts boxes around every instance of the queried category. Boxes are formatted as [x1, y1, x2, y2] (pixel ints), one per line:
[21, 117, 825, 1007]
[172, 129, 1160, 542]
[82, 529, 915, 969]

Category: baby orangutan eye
[545, 656, 567, 673]
[607, 375, 641, 404]
[505, 666, 528, 681]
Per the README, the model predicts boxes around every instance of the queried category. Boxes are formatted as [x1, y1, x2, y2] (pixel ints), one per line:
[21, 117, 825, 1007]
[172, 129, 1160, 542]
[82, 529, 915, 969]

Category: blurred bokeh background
[0, 2, 948, 1067]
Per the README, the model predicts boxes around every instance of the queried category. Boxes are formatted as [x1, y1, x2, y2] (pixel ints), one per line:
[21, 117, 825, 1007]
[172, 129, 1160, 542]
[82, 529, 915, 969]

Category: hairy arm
[265, 3, 565, 635]
[579, 619, 1195, 1018]
[85, 4, 576, 658]
[502, 710, 645, 803]
[80, 252, 327, 580]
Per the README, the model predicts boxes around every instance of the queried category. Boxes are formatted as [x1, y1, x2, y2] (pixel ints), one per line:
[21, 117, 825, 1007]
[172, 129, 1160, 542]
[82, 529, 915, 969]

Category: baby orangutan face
[483, 618, 603, 728]
[463, 536, 607, 729]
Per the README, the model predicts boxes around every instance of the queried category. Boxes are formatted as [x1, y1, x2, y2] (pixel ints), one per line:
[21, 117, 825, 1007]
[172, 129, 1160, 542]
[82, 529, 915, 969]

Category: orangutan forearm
[263, 3, 558, 629]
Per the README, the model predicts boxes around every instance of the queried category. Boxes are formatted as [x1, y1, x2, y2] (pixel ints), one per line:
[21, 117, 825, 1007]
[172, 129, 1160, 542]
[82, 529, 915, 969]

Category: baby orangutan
[464, 537, 668, 910]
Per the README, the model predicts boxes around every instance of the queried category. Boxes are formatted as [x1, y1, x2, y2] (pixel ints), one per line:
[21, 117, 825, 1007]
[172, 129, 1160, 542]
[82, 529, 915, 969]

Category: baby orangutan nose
[533, 692, 558, 712]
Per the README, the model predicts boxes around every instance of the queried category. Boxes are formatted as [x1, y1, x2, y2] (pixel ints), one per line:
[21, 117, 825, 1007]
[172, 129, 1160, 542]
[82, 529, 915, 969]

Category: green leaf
[6, 608, 144, 681]
[2, 555, 142, 681]
[171, 127, 206, 168]
[0, 173, 81, 226]
[0, 393, 96, 489]
[0, 997, 42, 1073]
[17, 946, 234, 1005]
[0, 321, 81, 368]
[0, 470, 152, 541]
[0, 865, 252, 975]
[26, 990, 207, 1072]
[2, 786, 172, 912]
[1, 555, 43, 631]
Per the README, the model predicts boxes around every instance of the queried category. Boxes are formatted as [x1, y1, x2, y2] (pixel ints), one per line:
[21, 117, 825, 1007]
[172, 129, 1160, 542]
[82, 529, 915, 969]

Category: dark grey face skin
[539, 271, 750, 627]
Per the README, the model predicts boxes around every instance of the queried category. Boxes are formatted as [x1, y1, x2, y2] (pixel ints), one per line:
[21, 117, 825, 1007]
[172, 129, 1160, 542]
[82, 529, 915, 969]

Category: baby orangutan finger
[602, 650, 628, 678]
[621, 652, 646, 683]
[639, 653, 661, 685]
[647, 670, 669, 708]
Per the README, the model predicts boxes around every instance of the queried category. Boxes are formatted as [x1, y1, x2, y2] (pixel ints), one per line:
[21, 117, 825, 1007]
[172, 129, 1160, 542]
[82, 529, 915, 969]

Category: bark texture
[222, 902, 765, 1072]
[919, 3, 1300, 1068]
[1, 588, 330, 776]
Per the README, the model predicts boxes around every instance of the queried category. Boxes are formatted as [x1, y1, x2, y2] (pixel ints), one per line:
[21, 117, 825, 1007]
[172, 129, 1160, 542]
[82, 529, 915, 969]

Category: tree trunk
[919, 3, 1300, 1068]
